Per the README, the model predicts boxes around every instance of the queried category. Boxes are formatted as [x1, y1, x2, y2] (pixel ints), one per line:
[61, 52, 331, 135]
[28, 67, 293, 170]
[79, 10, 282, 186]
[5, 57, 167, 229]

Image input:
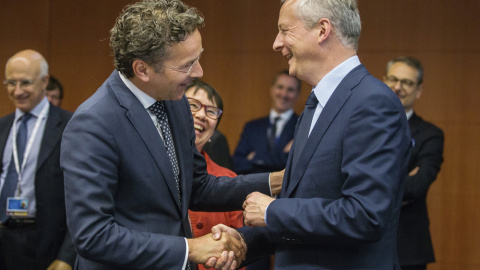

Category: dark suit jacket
[397, 113, 444, 266]
[239, 65, 411, 269]
[233, 114, 298, 174]
[203, 129, 233, 170]
[61, 71, 270, 270]
[0, 105, 75, 269]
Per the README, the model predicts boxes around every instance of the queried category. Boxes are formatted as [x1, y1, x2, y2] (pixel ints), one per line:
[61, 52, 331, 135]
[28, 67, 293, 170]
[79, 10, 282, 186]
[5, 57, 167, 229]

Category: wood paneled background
[1, 1, 478, 269]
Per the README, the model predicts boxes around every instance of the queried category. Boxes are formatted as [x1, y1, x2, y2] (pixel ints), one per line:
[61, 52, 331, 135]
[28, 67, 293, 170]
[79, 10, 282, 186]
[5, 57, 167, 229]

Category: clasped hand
[188, 227, 246, 270]
[243, 191, 275, 227]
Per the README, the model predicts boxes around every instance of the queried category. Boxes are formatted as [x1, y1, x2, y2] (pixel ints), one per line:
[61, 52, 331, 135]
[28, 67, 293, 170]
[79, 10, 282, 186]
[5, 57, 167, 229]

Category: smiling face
[143, 29, 204, 101]
[5, 51, 48, 112]
[185, 87, 218, 152]
[271, 73, 300, 113]
[384, 62, 422, 112]
[273, 0, 320, 85]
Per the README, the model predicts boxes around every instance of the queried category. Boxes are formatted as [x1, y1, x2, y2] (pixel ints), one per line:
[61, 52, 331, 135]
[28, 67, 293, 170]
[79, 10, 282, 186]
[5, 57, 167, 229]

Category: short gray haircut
[39, 58, 49, 77]
[282, 0, 361, 50]
[386, 56, 424, 85]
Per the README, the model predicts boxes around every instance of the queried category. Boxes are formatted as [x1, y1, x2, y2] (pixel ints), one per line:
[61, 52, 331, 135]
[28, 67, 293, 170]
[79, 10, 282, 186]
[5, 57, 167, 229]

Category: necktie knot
[149, 101, 166, 119]
[305, 91, 319, 108]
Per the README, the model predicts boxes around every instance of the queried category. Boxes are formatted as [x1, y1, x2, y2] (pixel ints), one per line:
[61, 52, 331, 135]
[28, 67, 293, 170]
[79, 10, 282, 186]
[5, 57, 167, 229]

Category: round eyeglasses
[187, 97, 222, 120]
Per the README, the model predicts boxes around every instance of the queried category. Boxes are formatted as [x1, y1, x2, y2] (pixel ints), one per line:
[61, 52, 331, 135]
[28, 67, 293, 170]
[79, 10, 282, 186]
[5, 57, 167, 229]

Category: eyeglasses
[164, 48, 204, 75]
[3, 79, 35, 90]
[187, 97, 222, 120]
[384, 76, 417, 90]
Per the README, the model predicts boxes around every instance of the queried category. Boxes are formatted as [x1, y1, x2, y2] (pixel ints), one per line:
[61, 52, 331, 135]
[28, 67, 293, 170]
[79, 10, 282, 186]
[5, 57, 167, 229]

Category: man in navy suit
[233, 70, 300, 175]
[212, 0, 411, 269]
[60, 1, 281, 270]
[0, 50, 75, 270]
[384, 56, 444, 270]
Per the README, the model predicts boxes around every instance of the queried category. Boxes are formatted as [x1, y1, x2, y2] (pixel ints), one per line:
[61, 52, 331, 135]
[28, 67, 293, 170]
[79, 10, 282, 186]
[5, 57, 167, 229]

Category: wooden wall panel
[0, 1, 479, 269]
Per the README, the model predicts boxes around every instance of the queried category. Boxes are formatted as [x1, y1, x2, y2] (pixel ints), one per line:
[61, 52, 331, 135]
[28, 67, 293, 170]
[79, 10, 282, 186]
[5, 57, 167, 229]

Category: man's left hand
[243, 192, 275, 227]
[47, 259, 72, 270]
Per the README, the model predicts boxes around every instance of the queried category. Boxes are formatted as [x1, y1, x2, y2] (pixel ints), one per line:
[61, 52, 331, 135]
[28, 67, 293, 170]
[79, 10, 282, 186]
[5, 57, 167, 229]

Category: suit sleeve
[403, 125, 444, 202]
[61, 110, 186, 269]
[243, 92, 411, 246]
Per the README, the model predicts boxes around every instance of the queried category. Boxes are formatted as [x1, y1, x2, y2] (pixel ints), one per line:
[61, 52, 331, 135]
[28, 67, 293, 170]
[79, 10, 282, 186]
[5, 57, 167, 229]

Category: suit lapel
[36, 106, 62, 170]
[163, 99, 190, 213]
[285, 65, 369, 197]
[110, 72, 182, 211]
[0, 114, 15, 175]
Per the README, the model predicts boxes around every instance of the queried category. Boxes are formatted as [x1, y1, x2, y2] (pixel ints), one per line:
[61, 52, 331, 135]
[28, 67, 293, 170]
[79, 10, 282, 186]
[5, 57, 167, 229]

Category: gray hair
[386, 56, 424, 85]
[110, 0, 204, 78]
[282, 0, 361, 50]
[39, 58, 49, 77]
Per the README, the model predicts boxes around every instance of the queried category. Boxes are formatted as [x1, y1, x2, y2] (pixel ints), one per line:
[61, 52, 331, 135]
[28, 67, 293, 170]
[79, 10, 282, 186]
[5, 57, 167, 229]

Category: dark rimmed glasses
[187, 97, 222, 120]
[384, 75, 417, 90]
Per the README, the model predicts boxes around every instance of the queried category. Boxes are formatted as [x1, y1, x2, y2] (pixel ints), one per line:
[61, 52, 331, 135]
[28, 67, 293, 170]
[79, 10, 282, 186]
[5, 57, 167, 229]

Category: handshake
[187, 169, 283, 270]
[187, 224, 246, 270]
[187, 191, 278, 269]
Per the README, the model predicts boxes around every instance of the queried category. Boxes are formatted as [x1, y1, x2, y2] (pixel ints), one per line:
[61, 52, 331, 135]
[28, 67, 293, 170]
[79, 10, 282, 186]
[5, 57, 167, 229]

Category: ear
[132, 59, 151, 83]
[41, 74, 50, 91]
[317, 18, 332, 44]
[416, 84, 423, 99]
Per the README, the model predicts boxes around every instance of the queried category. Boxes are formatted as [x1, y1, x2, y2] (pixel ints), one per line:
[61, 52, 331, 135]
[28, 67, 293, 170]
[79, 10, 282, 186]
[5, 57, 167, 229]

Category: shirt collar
[270, 109, 294, 122]
[313, 55, 361, 108]
[406, 109, 414, 120]
[15, 97, 49, 121]
[119, 71, 157, 109]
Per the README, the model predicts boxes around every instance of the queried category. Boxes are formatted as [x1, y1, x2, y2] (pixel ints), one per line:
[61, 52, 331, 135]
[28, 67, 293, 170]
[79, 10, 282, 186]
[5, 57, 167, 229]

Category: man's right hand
[203, 224, 248, 269]
[187, 232, 245, 269]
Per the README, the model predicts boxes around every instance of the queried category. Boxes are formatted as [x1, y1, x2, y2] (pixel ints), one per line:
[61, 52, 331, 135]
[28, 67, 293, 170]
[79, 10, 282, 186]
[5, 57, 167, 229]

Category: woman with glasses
[185, 80, 245, 270]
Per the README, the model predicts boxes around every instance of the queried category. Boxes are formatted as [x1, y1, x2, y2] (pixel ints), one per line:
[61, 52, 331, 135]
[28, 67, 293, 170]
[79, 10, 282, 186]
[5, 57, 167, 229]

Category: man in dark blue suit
[384, 56, 444, 270]
[60, 1, 281, 270]
[0, 50, 75, 270]
[233, 70, 300, 176]
[212, 0, 411, 269]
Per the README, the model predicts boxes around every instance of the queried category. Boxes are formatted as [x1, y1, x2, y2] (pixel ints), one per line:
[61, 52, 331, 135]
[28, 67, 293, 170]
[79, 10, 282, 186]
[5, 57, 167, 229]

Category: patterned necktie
[269, 117, 281, 150]
[292, 91, 318, 171]
[148, 102, 181, 205]
[0, 113, 32, 223]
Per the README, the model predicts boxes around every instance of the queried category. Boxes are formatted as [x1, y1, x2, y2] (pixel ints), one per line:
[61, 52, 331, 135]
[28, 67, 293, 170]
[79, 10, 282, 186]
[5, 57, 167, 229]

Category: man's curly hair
[110, 0, 204, 78]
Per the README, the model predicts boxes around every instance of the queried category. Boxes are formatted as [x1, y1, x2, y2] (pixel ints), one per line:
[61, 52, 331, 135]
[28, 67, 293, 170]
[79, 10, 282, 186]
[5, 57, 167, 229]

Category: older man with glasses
[0, 49, 75, 270]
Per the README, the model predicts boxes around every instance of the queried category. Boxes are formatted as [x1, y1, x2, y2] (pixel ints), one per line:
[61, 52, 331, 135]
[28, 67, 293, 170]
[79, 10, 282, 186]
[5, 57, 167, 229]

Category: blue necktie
[269, 117, 281, 150]
[0, 113, 32, 223]
[291, 91, 318, 171]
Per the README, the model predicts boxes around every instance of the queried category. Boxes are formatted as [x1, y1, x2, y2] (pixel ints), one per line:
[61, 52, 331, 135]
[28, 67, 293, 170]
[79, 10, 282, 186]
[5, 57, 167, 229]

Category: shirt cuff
[183, 238, 188, 269]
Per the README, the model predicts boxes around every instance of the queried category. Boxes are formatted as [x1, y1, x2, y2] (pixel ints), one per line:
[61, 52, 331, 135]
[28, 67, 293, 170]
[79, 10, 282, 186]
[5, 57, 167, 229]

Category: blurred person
[46, 75, 63, 107]
[233, 70, 301, 175]
[60, 1, 282, 269]
[211, 0, 411, 269]
[384, 56, 444, 270]
[0, 50, 75, 270]
[185, 80, 245, 270]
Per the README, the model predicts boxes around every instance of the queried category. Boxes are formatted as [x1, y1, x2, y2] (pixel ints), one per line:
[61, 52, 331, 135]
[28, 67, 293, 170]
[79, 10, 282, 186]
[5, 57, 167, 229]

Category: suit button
[196, 222, 203, 229]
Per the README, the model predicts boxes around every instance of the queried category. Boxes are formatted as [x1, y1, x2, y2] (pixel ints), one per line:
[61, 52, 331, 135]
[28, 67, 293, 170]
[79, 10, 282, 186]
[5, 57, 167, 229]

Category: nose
[273, 32, 283, 52]
[393, 80, 403, 91]
[190, 62, 204, 78]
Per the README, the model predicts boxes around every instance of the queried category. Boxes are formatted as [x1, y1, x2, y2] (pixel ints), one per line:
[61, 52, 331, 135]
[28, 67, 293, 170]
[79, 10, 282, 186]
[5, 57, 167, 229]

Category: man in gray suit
[60, 1, 281, 269]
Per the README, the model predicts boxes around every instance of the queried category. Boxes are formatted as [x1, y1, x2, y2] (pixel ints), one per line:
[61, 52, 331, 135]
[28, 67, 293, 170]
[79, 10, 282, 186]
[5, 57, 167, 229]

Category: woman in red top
[185, 80, 245, 270]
